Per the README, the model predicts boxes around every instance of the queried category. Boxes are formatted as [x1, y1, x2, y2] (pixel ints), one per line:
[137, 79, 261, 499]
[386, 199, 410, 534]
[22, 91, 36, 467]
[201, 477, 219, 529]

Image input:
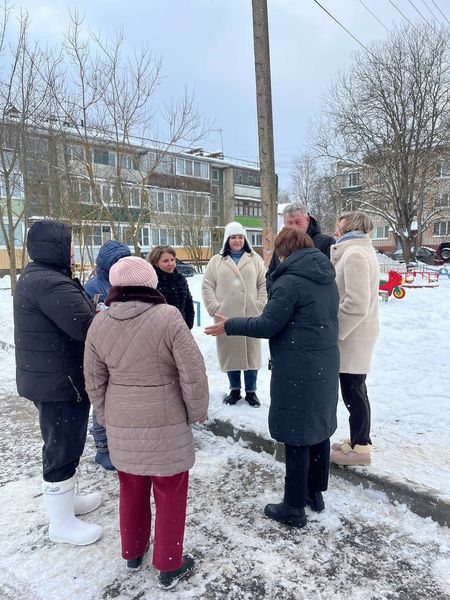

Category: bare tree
[314, 23, 450, 262]
[291, 153, 318, 208]
[165, 191, 211, 271]
[0, 4, 55, 293]
[290, 153, 343, 234]
[45, 13, 209, 257]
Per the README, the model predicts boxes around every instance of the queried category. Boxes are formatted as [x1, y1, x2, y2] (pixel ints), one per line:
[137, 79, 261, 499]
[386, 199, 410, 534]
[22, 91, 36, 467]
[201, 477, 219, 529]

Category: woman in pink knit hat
[83, 256, 209, 590]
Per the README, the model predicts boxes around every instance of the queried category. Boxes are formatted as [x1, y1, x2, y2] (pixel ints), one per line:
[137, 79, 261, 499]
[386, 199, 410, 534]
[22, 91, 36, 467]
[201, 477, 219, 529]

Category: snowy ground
[1, 271, 450, 598]
[1, 270, 450, 503]
[0, 393, 449, 600]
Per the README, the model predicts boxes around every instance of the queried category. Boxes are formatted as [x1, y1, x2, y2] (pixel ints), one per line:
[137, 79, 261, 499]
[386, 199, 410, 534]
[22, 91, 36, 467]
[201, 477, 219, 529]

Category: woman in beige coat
[330, 212, 380, 466]
[202, 222, 267, 407]
[84, 257, 208, 590]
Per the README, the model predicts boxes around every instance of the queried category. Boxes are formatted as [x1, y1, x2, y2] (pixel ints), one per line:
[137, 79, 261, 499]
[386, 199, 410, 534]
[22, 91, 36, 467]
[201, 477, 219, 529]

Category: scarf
[336, 230, 368, 244]
[105, 286, 167, 306]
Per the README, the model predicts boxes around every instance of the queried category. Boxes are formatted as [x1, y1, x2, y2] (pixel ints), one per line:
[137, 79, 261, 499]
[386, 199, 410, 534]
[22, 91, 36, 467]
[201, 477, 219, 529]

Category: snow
[1, 272, 450, 503]
[1, 272, 450, 597]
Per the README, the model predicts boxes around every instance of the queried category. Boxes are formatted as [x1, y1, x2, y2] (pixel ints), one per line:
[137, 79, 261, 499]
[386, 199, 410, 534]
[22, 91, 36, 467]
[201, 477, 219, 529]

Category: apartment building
[336, 157, 450, 253]
[0, 122, 264, 273]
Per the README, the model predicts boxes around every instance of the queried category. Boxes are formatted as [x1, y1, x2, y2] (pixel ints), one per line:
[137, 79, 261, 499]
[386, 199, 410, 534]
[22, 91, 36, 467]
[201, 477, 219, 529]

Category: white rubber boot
[74, 490, 102, 515]
[43, 477, 103, 546]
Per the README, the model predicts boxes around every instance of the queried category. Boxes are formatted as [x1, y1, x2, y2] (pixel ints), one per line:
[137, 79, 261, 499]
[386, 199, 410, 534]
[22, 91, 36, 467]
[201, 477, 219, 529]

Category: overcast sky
[6, 0, 450, 189]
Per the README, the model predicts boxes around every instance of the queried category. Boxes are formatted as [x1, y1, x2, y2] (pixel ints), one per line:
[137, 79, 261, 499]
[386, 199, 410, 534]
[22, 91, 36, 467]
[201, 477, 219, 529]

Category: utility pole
[252, 0, 277, 266]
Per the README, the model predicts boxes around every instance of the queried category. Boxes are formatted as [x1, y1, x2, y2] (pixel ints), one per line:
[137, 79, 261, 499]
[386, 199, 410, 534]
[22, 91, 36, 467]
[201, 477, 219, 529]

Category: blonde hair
[339, 211, 373, 234]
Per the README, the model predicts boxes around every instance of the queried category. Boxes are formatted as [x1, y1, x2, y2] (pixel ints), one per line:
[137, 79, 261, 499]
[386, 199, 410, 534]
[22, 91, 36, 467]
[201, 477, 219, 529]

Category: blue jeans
[227, 370, 258, 393]
[89, 409, 109, 453]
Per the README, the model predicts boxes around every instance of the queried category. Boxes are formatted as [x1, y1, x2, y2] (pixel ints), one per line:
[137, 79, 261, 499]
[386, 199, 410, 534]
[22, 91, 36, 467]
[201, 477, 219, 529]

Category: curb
[202, 418, 449, 528]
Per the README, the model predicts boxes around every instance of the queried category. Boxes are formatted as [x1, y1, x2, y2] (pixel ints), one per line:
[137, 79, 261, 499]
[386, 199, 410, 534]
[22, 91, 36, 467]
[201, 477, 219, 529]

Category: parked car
[388, 246, 436, 265]
[176, 259, 196, 277]
[435, 242, 450, 264]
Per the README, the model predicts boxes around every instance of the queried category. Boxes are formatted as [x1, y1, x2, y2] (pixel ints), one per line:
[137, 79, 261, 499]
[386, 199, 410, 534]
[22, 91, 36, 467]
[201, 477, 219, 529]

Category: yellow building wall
[0, 248, 27, 271]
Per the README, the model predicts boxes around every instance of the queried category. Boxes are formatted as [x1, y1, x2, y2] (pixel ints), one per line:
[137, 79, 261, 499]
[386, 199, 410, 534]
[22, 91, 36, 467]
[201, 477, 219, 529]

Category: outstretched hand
[204, 313, 228, 336]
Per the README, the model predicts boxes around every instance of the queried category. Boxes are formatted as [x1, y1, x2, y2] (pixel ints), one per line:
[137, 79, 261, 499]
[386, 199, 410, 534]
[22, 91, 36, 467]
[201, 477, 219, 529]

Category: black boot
[158, 554, 195, 590]
[306, 491, 325, 513]
[224, 389, 241, 405]
[245, 391, 261, 407]
[264, 501, 307, 528]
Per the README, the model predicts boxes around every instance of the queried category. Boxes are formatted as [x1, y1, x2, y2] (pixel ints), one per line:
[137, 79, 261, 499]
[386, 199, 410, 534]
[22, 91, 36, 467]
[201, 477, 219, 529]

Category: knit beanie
[109, 256, 158, 288]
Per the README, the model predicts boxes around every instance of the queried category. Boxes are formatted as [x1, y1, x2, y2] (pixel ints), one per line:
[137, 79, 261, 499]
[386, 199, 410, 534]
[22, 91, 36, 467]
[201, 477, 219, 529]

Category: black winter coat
[14, 221, 95, 403]
[154, 267, 195, 329]
[267, 216, 335, 279]
[225, 248, 339, 446]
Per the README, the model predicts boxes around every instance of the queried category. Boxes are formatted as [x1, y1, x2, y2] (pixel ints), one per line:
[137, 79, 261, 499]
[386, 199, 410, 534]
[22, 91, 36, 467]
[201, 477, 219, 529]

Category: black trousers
[284, 439, 331, 509]
[33, 398, 90, 482]
[339, 373, 372, 446]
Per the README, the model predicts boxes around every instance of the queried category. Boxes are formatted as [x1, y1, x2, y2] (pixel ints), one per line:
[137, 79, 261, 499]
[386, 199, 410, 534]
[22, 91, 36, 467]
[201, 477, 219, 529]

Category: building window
[119, 154, 136, 170]
[0, 218, 23, 247]
[234, 168, 260, 187]
[436, 162, 450, 178]
[436, 192, 450, 207]
[84, 224, 111, 247]
[141, 226, 150, 247]
[175, 157, 209, 179]
[433, 221, 450, 236]
[372, 225, 389, 240]
[342, 171, 361, 188]
[247, 230, 262, 246]
[212, 168, 220, 181]
[235, 199, 262, 217]
[79, 181, 92, 204]
[66, 144, 85, 162]
[93, 149, 116, 167]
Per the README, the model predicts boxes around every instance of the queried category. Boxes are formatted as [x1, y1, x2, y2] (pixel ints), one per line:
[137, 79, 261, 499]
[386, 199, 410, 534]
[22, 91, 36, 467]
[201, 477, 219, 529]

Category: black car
[389, 246, 436, 265]
[176, 259, 196, 277]
[435, 242, 450, 263]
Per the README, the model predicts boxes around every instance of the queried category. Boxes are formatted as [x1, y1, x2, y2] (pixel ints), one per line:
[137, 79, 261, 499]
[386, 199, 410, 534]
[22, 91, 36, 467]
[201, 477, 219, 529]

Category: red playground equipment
[379, 271, 406, 300]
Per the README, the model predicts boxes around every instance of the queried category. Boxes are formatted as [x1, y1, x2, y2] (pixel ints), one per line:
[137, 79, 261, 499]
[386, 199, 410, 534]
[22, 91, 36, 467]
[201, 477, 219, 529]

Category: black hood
[27, 220, 72, 269]
[307, 215, 321, 238]
[272, 247, 335, 285]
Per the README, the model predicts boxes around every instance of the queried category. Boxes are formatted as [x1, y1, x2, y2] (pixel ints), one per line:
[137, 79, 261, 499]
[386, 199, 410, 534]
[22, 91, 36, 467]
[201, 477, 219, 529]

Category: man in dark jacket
[84, 239, 131, 470]
[14, 220, 102, 546]
[267, 203, 335, 279]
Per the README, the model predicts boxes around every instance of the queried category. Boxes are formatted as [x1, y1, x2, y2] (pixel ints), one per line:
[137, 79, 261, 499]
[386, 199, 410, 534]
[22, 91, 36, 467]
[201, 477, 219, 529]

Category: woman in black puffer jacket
[147, 246, 195, 329]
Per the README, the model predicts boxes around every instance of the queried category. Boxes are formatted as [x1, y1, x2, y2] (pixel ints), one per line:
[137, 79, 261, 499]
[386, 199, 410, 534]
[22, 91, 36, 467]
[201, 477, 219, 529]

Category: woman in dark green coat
[205, 228, 339, 528]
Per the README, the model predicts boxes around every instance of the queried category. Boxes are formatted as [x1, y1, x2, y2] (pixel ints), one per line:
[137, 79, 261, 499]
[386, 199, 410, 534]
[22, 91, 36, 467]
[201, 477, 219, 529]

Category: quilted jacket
[83, 301, 209, 476]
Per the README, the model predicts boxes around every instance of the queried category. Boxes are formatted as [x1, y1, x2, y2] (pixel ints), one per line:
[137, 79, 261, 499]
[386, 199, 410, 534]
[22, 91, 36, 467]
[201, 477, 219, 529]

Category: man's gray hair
[282, 203, 309, 217]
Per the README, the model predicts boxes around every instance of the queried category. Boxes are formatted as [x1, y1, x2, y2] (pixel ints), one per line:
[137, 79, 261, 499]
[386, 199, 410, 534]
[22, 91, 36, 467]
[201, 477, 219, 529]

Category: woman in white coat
[330, 211, 380, 466]
[202, 222, 267, 407]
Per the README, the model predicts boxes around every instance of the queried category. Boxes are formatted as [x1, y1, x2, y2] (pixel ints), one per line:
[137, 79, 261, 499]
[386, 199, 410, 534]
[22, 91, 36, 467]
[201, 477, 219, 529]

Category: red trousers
[117, 470, 189, 571]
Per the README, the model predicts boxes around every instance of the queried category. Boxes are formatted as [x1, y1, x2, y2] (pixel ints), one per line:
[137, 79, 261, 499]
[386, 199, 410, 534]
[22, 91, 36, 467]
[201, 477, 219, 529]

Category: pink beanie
[109, 256, 158, 288]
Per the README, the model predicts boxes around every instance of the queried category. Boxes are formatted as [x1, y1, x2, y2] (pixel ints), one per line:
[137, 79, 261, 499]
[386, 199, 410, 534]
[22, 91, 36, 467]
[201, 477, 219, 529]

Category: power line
[420, 0, 444, 26]
[312, 0, 379, 61]
[356, 0, 390, 33]
[429, 0, 450, 25]
[386, 0, 423, 35]
[405, 0, 440, 32]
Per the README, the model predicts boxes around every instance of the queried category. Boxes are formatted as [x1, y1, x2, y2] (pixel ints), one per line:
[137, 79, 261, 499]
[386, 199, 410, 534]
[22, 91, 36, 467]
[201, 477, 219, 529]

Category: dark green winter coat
[225, 247, 339, 446]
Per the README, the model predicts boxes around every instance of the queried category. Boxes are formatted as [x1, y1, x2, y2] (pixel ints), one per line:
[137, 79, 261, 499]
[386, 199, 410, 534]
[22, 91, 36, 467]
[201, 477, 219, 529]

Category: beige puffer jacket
[84, 301, 209, 476]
